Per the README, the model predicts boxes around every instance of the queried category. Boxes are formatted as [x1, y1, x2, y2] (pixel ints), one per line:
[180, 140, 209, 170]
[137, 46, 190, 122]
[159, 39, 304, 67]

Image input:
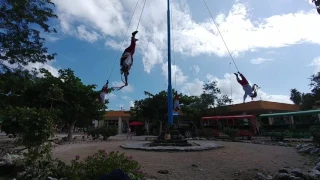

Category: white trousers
[122, 52, 132, 67]
[100, 91, 106, 101]
[174, 100, 181, 110]
[243, 84, 254, 103]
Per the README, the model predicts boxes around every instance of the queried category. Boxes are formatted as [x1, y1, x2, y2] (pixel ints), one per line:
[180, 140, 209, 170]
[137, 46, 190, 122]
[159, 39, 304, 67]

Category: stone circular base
[120, 140, 223, 152]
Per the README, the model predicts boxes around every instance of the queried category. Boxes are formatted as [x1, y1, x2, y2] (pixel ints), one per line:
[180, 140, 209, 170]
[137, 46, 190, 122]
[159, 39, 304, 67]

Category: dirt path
[53, 141, 312, 180]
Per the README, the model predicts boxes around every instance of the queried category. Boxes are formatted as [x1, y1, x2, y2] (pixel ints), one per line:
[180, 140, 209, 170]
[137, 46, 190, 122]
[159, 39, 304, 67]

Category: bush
[310, 125, 320, 145]
[87, 126, 118, 140]
[60, 150, 144, 180]
[1, 106, 58, 148]
[222, 127, 238, 141]
[14, 145, 145, 180]
[100, 126, 118, 140]
[87, 127, 100, 139]
[21, 144, 64, 180]
[135, 126, 145, 136]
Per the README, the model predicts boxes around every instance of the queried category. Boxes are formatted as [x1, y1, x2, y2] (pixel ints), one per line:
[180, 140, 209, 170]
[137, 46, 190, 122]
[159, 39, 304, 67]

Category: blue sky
[21, 0, 320, 110]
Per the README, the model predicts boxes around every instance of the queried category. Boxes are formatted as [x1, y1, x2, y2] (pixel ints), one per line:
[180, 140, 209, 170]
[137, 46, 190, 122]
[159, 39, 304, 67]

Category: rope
[136, 0, 147, 31]
[121, 73, 125, 84]
[107, 0, 141, 81]
[202, 0, 240, 72]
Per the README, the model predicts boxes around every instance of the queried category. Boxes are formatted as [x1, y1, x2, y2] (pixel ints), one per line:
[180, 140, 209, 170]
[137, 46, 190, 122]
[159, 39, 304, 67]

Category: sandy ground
[52, 140, 313, 180]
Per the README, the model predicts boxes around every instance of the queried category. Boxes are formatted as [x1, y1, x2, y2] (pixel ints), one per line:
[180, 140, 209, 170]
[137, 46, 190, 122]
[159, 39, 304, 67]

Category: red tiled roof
[104, 111, 131, 117]
[214, 100, 299, 113]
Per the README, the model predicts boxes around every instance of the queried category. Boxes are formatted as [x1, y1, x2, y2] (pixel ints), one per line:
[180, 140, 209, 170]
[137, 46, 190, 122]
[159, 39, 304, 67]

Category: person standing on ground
[127, 126, 132, 140]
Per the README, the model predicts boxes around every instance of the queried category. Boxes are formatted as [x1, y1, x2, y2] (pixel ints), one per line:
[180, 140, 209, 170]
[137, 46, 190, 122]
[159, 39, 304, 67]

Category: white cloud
[43, 34, 60, 42]
[54, 0, 127, 36]
[77, 25, 100, 42]
[181, 78, 204, 96]
[306, 0, 315, 5]
[250, 58, 273, 65]
[182, 73, 292, 104]
[121, 96, 131, 100]
[161, 62, 188, 86]
[2, 61, 59, 77]
[129, 100, 134, 108]
[107, 93, 117, 100]
[308, 56, 320, 73]
[190, 65, 200, 75]
[111, 81, 134, 93]
[54, 1, 320, 73]
[120, 96, 134, 109]
[266, 51, 280, 55]
[105, 39, 123, 50]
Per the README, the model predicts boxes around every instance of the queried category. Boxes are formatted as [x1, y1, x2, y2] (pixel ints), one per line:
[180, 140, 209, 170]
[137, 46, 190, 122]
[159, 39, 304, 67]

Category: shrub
[16, 145, 145, 180]
[1, 106, 57, 148]
[222, 126, 238, 141]
[87, 127, 100, 139]
[87, 126, 118, 140]
[61, 150, 144, 180]
[310, 125, 320, 145]
[21, 144, 65, 180]
[135, 126, 145, 136]
[100, 126, 118, 140]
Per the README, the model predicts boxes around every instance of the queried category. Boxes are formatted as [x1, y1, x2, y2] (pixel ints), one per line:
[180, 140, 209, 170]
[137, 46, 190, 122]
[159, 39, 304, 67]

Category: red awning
[129, 121, 144, 126]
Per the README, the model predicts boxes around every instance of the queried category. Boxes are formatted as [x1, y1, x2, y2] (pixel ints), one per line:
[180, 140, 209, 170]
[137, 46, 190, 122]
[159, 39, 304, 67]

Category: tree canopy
[57, 68, 106, 140]
[0, 66, 107, 142]
[290, 72, 320, 110]
[0, 0, 57, 66]
[0, 0, 108, 143]
[131, 80, 232, 126]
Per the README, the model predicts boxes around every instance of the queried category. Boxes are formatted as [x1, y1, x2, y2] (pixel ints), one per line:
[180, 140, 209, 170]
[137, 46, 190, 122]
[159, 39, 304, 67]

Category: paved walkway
[108, 134, 157, 141]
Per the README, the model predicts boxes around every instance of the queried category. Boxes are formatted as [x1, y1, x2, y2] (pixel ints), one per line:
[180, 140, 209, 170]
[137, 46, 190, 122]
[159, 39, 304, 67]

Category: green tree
[0, 67, 64, 109]
[289, 89, 314, 110]
[301, 93, 315, 110]
[2, 106, 58, 147]
[57, 69, 106, 141]
[289, 73, 320, 110]
[310, 72, 320, 100]
[290, 88, 302, 105]
[131, 82, 232, 132]
[0, 67, 35, 108]
[200, 80, 232, 108]
[0, 68, 62, 146]
[0, 0, 58, 65]
[0, 0, 63, 149]
[0, 68, 106, 142]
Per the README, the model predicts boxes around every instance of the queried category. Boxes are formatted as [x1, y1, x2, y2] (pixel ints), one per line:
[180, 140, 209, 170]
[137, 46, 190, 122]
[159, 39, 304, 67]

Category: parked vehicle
[259, 110, 320, 141]
[201, 115, 257, 140]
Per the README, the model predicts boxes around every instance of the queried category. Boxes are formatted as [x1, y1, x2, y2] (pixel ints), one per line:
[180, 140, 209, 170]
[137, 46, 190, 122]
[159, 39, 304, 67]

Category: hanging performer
[99, 80, 113, 104]
[173, 95, 181, 112]
[120, 31, 138, 86]
[234, 72, 259, 103]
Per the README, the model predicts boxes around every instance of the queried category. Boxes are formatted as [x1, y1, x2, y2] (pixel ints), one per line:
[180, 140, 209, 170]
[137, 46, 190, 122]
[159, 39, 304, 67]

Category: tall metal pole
[167, 0, 173, 125]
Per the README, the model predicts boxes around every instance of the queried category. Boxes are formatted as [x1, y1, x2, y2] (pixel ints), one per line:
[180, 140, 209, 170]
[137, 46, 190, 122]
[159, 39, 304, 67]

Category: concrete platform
[120, 140, 223, 152]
